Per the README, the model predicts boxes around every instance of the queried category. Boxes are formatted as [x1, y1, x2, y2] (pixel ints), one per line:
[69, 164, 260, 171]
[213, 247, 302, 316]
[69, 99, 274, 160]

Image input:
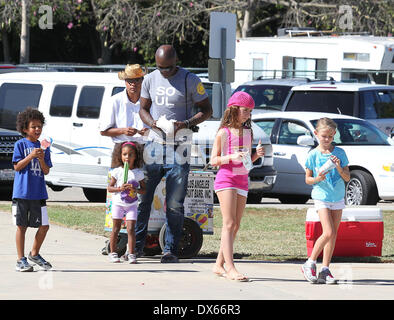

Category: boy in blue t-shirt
[12, 107, 53, 272]
[301, 117, 350, 285]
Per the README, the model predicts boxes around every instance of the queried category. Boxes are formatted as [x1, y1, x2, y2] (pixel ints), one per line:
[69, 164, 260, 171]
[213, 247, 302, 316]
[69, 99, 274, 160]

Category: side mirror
[297, 135, 315, 146]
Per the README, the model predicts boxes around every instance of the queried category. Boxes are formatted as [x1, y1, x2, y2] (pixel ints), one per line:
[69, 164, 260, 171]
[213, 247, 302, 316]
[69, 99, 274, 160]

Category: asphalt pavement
[0, 187, 393, 302]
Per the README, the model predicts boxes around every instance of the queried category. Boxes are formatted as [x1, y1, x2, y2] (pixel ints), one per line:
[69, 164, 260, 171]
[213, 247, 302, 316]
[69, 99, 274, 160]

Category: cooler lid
[306, 207, 383, 222]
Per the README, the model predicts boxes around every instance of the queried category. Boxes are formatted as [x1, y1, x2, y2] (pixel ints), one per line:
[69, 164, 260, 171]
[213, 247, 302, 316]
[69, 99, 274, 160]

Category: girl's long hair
[218, 106, 253, 138]
[111, 141, 144, 169]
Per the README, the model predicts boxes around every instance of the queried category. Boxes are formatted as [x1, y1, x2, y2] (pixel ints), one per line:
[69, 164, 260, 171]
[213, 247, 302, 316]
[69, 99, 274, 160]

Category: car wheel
[278, 195, 310, 204]
[345, 170, 379, 205]
[143, 234, 162, 256]
[247, 192, 263, 204]
[83, 187, 107, 202]
[159, 217, 203, 259]
[103, 234, 128, 256]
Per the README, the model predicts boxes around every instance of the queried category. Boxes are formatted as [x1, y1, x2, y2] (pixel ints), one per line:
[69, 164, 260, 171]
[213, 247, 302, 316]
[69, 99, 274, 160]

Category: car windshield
[234, 85, 291, 111]
[286, 91, 355, 115]
[311, 118, 391, 146]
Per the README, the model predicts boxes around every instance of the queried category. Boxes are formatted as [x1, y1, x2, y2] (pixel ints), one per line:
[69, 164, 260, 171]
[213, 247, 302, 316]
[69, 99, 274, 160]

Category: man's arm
[175, 97, 213, 131]
[100, 127, 138, 137]
[139, 96, 155, 127]
[188, 97, 212, 126]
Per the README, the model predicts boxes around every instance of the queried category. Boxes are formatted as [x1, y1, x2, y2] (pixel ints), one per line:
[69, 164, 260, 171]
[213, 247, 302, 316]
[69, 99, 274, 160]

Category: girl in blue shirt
[302, 117, 350, 284]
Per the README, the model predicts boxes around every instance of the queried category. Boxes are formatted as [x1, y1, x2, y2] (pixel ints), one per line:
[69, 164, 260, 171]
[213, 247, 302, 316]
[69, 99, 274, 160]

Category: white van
[0, 72, 126, 201]
[0, 71, 276, 203]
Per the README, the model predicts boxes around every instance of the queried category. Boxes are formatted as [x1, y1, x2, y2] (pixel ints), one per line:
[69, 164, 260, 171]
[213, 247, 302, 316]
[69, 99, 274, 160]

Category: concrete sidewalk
[0, 210, 393, 300]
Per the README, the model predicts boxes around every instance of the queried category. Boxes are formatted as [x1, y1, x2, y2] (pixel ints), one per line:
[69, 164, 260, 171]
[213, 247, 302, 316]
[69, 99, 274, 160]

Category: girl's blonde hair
[315, 117, 337, 131]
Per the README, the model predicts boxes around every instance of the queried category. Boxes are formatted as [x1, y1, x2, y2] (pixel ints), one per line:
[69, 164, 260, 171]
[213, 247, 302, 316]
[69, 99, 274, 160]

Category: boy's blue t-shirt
[12, 138, 52, 200]
[305, 146, 349, 202]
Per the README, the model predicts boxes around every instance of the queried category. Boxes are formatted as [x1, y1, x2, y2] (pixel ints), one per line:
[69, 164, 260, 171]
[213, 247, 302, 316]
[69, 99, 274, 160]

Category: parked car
[282, 81, 394, 137]
[232, 78, 333, 115]
[252, 111, 394, 205]
[0, 71, 275, 204]
[0, 127, 22, 199]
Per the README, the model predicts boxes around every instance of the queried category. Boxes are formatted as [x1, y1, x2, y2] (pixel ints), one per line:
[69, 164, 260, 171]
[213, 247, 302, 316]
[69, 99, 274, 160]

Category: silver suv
[233, 78, 321, 115]
[282, 82, 394, 136]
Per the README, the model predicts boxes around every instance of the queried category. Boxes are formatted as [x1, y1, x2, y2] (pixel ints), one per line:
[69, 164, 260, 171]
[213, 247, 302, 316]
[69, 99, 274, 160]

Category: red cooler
[305, 208, 383, 257]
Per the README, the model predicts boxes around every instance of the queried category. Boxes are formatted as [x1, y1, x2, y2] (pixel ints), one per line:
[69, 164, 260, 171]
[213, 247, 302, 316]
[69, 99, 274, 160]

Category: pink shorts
[111, 204, 137, 221]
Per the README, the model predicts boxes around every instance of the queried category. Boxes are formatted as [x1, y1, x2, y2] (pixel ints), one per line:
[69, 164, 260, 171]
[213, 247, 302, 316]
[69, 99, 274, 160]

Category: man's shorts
[12, 199, 49, 228]
[314, 199, 345, 211]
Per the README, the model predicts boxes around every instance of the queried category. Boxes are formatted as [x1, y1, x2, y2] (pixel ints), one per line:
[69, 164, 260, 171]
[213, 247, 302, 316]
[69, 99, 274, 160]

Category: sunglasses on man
[125, 77, 143, 84]
[157, 65, 175, 72]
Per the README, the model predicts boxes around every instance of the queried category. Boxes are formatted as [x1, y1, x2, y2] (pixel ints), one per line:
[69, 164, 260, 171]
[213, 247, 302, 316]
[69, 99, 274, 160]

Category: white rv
[234, 35, 394, 87]
[0, 71, 276, 203]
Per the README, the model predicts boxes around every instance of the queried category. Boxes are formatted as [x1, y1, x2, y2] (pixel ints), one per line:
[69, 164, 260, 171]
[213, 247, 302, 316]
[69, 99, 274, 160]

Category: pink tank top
[214, 127, 252, 192]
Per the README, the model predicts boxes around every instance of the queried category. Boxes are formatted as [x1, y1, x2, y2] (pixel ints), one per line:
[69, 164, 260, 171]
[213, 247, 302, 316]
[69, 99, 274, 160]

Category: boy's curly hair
[16, 107, 45, 137]
[111, 141, 144, 169]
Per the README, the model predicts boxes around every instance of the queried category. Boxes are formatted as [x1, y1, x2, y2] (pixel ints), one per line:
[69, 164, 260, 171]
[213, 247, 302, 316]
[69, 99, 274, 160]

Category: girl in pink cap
[210, 91, 264, 281]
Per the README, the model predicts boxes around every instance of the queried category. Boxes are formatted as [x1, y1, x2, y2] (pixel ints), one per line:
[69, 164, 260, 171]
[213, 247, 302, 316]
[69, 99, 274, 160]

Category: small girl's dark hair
[111, 141, 144, 169]
[16, 107, 45, 137]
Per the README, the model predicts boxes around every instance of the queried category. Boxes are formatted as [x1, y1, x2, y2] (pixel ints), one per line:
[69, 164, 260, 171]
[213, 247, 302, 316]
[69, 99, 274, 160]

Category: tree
[20, 0, 30, 63]
[1, 0, 392, 65]
[0, 0, 90, 64]
[266, 0, 393, 36]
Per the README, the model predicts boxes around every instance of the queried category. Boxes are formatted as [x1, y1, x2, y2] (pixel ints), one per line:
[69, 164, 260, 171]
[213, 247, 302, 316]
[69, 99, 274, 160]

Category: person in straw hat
[100, 64, 149, 167]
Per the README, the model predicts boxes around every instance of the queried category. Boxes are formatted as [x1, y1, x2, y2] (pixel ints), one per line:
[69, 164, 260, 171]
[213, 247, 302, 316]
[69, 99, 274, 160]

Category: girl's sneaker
[16, 257, 34, 272]
[317, 269, 337, 284]
[301, 261, 317, 283]
[128, 254, 137, 264]
[109, 252, 120, 263]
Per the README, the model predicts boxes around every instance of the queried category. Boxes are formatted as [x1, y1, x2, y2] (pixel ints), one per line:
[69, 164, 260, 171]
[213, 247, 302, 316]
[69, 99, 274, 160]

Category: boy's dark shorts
[12, 199, 49, 228]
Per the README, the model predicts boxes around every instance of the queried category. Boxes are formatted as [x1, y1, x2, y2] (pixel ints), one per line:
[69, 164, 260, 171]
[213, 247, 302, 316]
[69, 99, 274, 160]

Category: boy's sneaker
[317, 269, 337, 284]
[16, 257, 34, 272]
[28, 252, 52, 270]
[301, 261, 317, 283]
[128, 254, 137, 264]
[108, 252, 120, 263]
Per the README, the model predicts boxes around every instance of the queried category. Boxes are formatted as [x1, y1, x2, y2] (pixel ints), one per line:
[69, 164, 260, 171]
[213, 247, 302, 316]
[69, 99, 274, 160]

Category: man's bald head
[155, 45, 178, 78]
[155, 45, 177, 61]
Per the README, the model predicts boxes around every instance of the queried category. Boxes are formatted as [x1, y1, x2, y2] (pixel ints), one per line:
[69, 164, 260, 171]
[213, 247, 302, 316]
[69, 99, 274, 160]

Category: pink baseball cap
[227, 91, 255, 109]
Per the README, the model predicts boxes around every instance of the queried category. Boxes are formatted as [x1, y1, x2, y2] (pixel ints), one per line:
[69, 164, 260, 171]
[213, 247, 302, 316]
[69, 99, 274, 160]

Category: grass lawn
[0, 204, 393, 262]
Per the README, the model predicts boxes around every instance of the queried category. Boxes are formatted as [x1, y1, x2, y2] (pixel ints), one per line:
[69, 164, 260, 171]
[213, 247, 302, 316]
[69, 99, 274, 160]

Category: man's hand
[123, 127, 138, 136]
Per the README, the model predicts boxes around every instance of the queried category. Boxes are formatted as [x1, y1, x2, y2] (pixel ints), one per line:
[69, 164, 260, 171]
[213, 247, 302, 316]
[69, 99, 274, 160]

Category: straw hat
[118, 64, 146, 80]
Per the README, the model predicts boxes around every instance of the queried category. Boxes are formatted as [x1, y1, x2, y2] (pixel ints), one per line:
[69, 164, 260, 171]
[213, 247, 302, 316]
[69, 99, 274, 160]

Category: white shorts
[314, 199, 345, 211]
[111, 204, 137, 221]
[215, 187, 248, 198]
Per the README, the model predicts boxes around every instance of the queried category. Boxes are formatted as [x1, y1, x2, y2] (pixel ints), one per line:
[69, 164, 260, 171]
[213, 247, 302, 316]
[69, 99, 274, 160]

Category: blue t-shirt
[12, 138, 52, 200]
[305, 146, 349, 202]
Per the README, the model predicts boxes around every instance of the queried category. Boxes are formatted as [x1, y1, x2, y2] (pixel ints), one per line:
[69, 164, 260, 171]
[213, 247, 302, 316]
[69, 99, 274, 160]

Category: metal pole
[221, 28, 227, 115]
